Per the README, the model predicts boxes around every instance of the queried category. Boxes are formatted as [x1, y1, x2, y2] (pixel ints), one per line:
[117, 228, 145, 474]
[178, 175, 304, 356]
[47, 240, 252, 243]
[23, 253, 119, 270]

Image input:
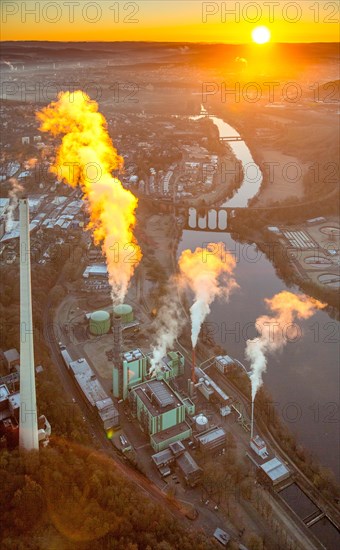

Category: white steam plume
[178, 243, 238, 349]
[149, 280, 186, 376]
[6, 178, 24, 232]
[246, 291, 326, 402]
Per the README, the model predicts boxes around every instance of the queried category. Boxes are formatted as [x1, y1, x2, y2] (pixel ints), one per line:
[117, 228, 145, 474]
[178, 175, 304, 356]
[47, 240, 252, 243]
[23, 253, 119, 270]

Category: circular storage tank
[113, 303, 133, 323]
[89, 310, 111, 336]
[196, 414, 209, 433]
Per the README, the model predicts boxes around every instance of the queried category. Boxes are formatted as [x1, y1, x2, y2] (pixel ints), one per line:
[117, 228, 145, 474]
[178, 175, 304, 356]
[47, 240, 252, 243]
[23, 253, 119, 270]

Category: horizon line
[1, 39, 339, 45]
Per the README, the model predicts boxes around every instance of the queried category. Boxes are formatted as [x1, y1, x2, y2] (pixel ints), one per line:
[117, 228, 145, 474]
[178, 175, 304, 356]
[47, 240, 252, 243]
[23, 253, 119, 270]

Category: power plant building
[69, 358, 119, 429]
[147, 351, 185, 380]
[195, 426, 227, 454]
[129, 379, 192, 452]
[215, 354, 235, 374]
[113, 348, 147, 400]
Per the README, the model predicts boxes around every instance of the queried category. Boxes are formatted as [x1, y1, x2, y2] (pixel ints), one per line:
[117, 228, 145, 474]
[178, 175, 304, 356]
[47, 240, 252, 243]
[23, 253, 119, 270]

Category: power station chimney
[19, 198, 39, 450]
[250, 399, 254, 440]
[112, 315, 123, 399]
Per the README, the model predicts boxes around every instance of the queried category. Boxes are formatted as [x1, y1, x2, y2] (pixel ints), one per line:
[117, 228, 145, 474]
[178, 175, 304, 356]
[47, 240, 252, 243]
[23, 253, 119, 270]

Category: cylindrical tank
[89, 310, 111, 336]
[113, 303, 133, 323]
[196, 414, 209, 432]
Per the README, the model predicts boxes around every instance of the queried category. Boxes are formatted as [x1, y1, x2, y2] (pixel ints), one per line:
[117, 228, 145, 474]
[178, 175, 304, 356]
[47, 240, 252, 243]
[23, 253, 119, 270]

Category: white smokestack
[19, 199, 39, 451]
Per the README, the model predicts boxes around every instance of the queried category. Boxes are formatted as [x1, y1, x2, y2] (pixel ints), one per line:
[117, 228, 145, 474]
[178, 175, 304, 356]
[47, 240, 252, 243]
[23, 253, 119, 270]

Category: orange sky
[1, 1, 339, 42]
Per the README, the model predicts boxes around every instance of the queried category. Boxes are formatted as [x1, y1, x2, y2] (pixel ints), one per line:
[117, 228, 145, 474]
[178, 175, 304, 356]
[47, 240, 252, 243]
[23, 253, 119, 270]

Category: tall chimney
[250, 399, 254, 440]
[19, 199, 39, 450]
[112, 315, 123, 398]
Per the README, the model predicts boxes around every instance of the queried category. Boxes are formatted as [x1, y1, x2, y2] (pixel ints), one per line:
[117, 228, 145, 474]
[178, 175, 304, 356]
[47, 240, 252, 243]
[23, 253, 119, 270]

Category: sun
[252, 26, 271, 44]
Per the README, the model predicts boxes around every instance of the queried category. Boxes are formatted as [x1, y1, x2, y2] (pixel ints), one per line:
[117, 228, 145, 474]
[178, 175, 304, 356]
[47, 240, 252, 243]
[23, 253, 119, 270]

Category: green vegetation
[0, 445, 215, 550]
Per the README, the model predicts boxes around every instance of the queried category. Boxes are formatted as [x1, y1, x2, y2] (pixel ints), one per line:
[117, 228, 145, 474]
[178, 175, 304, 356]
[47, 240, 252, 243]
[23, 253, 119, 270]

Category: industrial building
[113, 347, 148, 400]
[250, 435, 269, 459]
[63, 354, 119, 430]
[176, 451, 202, 486]
[83, 264, 108, 278]
[129, 379, 192, 451]
[195, 426, 227, 455]
[0, 383, 50, 449]
[259, 457, 290, 486]
[151, 440, 202, 485]
[215, 354, 235, 374]
[2, 348, 20, 372]
[195, 367, 230, 405]
[147, 350, 185, 381]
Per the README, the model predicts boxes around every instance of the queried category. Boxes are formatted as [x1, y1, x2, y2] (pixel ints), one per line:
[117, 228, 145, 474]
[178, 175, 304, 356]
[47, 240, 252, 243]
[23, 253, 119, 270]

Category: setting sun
[252, 26, 271, 44]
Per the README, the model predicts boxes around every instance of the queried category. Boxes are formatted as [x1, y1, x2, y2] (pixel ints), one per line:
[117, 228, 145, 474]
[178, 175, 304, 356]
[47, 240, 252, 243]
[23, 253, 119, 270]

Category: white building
[250, 435, 269, 459]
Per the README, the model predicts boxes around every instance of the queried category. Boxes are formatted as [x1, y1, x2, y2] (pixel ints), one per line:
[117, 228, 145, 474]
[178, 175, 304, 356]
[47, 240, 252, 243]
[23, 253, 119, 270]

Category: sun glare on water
[252, 26, 271, 44]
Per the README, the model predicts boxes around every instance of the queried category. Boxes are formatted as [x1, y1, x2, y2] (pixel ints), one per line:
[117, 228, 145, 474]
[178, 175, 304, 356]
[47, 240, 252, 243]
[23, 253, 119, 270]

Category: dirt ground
[256, 149, 307, 205]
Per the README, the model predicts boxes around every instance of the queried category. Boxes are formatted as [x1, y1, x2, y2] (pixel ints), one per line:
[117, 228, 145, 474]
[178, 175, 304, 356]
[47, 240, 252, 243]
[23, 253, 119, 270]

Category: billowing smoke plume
[6, 178, 24, 231]
[149, 280, 186, 375]
[37, 91, 142, 304]
[178, 243, 238, 348]
[246, 291, 326, 401]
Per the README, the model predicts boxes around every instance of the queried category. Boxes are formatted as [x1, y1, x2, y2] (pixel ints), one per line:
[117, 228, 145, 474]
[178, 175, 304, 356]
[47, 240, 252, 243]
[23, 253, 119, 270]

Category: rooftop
[196, 427, 226, 446]
[151, 421, 191, 445]
[4, 348, 20, 363]
[252, 435, 266, 449]
[177, 451, 202, 477]
[123, 349, 145, 363]
[260, 457, 290, 483]
[134, 379, 183, 417]
[69, 358, 107, 407]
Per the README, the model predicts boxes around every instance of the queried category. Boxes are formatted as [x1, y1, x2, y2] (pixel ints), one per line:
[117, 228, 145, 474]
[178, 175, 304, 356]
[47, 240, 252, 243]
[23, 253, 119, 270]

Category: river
[179, 111, 339, 478]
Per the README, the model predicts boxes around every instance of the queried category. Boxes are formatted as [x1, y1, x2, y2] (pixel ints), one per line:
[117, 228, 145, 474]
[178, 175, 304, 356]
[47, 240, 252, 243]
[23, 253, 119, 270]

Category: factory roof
[260, 457, 290, 484]
[83, 264, 108, 278]
[252, 435, 266, 450]
[8, 392, 20, 409]
[0, 198, 9, 216]
[177, 451, 202, 477]
[0, 384, 10, 402]
[69, 358, 107, 406]
[134, 379, 183, 416]
[152, 448, 175, 468]
[196, 367, 229, 402]
[151, 421, 191, 445]
[4, 348, 20, 364]
[123, 349, 145, 363]
[216, 354, 234, 366]
[196, 427, 226, 446]
[169, 440, 185, 456]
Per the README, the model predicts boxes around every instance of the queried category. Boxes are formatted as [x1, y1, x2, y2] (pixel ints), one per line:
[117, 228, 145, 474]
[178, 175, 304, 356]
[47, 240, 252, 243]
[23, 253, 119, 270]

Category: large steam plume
[178, 243, 238, 348]
[149, 280, 186, 375]
[37, 91, 141, 304]
[246, 291, 326, 401]
[6, 178, 24, 231]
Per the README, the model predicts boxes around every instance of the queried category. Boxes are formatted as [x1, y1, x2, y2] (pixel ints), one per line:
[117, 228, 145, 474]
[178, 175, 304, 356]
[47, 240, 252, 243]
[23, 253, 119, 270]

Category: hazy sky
[1, 1, 339, 42]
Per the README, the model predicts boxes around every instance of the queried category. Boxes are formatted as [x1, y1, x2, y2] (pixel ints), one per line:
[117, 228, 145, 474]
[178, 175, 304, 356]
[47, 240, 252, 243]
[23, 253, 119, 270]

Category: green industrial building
[129, 379, 192, 451]
[147, 350, 185, 380]
[113, 348, 147, 400]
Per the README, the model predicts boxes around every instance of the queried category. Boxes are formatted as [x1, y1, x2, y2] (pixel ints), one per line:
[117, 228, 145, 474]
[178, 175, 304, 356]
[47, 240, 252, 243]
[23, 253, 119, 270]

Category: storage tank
[196, 414, 209, 432]
[113, 303, 133, 323]
[89, 310, 111, 336]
